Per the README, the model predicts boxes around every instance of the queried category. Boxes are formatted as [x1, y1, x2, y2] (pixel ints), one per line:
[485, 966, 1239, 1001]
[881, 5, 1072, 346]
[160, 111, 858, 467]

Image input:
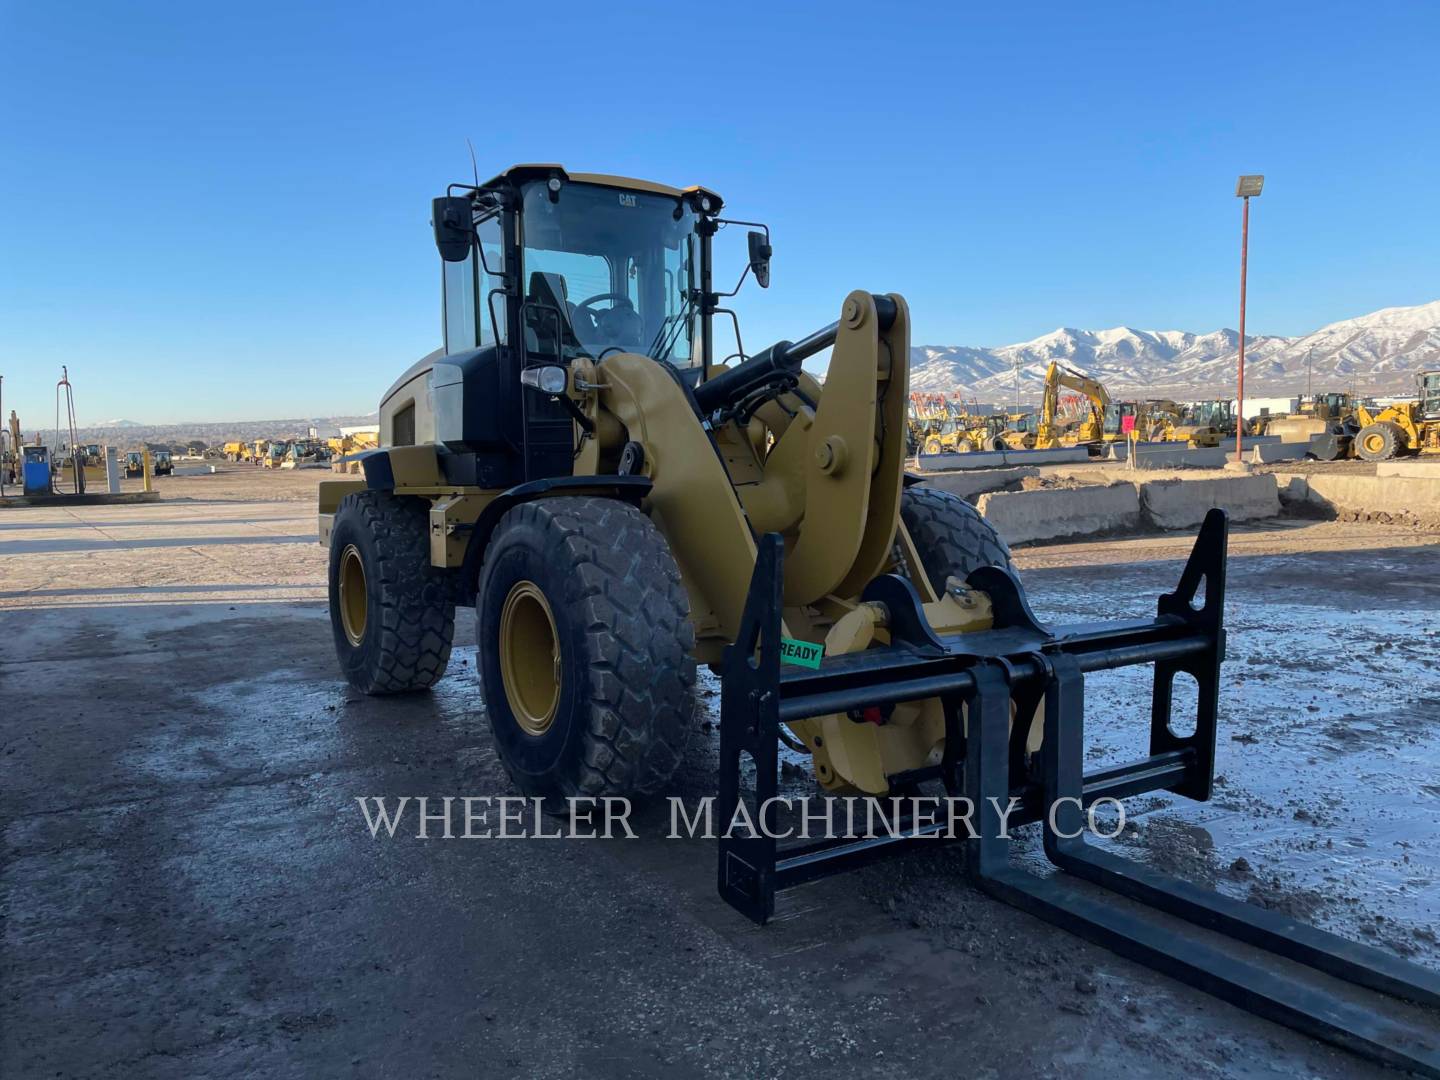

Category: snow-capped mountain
[911, 300, 1440, 399]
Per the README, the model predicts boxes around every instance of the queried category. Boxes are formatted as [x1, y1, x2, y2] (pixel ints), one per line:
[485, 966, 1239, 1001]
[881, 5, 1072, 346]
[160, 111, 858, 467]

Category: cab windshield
[520, 182, 698, 367]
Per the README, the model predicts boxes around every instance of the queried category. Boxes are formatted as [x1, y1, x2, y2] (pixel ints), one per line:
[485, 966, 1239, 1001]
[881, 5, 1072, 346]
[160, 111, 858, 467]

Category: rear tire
[899, 486, 1013, 594]
[1355, 422, 1404, 462]
[477, 497, 695, 800]
[328, 490, 455, 694]
[923, 436, 943, 455]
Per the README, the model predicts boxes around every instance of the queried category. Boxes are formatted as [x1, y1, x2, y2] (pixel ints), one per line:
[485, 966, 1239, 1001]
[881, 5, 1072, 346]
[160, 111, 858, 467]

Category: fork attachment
[718, 509, 1440, 1077]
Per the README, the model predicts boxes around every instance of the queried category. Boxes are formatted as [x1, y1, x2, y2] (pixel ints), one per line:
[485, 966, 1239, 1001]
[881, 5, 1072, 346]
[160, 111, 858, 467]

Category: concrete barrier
[1126, 445, 1230, 470]
[1376, 460, 1440, 479]
[920, 467, 1038, 501]
[1276, 471, 1440, 524]
[1139, 475, 1281, 530]
[976, 482, 1141, 546]
[919, 446, 1091, 471]
[1249, 442, 1307, 464]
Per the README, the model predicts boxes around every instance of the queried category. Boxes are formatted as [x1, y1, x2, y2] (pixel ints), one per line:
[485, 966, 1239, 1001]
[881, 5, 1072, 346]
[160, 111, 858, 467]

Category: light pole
[1306, 345, 1313, 402]
[1234, 174, 1263, 462]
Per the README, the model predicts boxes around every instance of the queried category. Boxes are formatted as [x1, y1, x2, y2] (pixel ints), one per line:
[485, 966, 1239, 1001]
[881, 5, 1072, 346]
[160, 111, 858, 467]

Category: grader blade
[719, 509, 1440, 1077]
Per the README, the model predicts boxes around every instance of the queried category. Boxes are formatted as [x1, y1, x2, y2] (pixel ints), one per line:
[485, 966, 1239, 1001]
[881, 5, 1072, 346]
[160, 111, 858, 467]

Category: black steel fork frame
[718, 509, 1440, 1076]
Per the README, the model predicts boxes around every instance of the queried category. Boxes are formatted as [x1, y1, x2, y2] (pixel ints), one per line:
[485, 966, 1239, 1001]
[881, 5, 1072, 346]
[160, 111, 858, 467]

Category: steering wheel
[574, 292, 632, 315]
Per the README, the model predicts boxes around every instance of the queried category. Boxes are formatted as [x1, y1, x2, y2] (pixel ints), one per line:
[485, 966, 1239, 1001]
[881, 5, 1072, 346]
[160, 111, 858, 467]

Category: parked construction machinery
[906, 392, 953, 454]
[1352, 370, 1440, 461]
[281, 438, 327, 468]
[223, 441, 253, 462]
[123, 451, 144, 479]
[262, 441, 289, 468]
[1171, 399, 1237, 447]
[960, 412, 1034, 451]
[1033, 361, 1110, 450]
[152, 450, 174, 476]
[316, 165, 1439, 1075]
[1259, 391, 1357, 460]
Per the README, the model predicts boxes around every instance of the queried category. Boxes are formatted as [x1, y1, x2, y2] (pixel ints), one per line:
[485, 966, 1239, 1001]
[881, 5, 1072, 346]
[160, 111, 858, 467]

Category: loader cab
[1419, 370, 1440, 420]
[426, 166, 734, 487]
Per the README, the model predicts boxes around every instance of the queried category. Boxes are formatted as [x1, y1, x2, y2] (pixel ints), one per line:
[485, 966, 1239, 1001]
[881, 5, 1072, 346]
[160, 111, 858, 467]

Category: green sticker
[779, 637, 824, 669]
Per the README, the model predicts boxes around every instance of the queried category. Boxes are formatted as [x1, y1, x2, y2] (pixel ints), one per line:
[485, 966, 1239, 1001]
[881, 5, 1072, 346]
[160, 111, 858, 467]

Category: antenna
[465, 138, 479, 188]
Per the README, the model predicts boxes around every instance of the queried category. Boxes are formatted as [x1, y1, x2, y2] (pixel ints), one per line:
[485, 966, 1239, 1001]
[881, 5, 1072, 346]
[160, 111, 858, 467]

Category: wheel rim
[1362, 431, 1386, 455]
[338, 544, 368, 647]
[499, 580, 561, 736]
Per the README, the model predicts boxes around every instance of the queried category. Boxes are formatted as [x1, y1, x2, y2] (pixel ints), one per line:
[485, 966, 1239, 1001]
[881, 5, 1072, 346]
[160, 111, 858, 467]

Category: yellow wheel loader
[1352, 370, 1440, 461]
[315, 165, 1440, 1074]
[1260, 392, 1357, 460]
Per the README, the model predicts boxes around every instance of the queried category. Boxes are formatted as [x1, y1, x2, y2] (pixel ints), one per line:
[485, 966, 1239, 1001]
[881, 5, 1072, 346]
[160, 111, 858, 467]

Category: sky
[2, 0, 1438, 425]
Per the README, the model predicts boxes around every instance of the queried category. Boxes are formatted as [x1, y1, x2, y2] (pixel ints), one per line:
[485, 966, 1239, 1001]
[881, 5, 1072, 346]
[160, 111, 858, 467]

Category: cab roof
[480, 164, 722, 211]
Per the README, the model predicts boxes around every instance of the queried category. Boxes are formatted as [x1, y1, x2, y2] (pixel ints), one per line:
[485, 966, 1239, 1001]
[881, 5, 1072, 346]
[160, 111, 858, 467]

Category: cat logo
[617, 193, 637, 207]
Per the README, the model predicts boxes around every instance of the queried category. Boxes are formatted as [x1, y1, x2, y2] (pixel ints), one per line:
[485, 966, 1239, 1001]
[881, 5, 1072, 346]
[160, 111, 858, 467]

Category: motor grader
[317, 165, 1440, 1074]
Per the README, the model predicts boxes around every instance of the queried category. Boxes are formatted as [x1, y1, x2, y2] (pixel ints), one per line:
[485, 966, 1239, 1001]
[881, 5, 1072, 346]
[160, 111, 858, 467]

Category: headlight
[520, 365, 568, 394]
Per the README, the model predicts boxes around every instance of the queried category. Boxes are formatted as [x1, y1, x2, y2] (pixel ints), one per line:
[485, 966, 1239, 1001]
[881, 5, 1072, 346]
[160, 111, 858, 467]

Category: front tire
[328, 490, 455, 694]
[900, 486, 1013, 594]
[1355, 421, 1404, 462]
[477, 497, 695, 800]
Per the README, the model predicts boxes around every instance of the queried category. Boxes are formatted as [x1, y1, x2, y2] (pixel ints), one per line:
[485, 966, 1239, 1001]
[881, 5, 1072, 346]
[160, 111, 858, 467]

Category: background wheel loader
[1352, 369, 1440, 461]
[316, 165, 1440, 1076]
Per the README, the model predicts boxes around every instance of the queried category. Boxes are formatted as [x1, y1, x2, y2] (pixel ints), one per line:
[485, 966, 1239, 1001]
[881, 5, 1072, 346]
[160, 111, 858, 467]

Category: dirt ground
[2, 475, 1438, 1078]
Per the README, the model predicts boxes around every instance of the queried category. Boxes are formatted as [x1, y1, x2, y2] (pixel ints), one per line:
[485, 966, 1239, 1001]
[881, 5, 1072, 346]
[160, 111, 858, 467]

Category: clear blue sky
[3, 0, 1437, 424]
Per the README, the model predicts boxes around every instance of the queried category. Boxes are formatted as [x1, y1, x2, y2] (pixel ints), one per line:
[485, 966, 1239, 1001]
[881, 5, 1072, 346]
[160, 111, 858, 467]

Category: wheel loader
[1260, 391, 1357, 460]
[1352, 370, 1440, 461]
[317, 165, 1440, 1074]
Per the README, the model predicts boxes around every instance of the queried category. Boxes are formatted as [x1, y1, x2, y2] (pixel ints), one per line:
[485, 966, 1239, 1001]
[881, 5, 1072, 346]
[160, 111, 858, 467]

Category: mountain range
[911, 299, 1440, 401]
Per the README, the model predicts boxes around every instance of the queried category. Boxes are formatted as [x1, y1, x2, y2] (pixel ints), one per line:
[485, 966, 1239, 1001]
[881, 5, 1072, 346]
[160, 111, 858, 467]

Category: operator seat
[525, 271, 577, 357]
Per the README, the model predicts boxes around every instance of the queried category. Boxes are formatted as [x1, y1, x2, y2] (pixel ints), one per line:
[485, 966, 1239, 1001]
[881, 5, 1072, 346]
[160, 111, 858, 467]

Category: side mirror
[747, 230, 772, 289]
[432, 196, 474, 263]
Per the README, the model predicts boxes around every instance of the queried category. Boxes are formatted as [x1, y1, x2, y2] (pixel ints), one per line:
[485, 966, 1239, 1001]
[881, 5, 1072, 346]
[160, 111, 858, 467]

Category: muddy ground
[2, 477, 1438, 1079]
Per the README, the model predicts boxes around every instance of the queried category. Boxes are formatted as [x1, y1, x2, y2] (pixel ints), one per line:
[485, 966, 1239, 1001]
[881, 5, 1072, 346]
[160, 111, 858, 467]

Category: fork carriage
[720, 510, 1440, 1077]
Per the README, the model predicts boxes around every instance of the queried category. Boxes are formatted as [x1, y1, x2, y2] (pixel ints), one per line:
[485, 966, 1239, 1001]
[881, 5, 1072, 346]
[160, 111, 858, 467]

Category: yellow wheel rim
[1363, 432, 1385, 455]
[499, 580, 561, 736]
[339, 544, 368, 647]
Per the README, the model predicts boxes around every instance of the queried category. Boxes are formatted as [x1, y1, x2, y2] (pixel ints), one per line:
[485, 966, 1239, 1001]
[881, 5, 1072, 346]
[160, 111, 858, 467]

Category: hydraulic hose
[693, 295, 897, 415]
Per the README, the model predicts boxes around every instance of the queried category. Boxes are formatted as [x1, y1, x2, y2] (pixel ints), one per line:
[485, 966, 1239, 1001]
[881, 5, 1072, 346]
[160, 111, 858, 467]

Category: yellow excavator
[1033, 361, 1109, 450]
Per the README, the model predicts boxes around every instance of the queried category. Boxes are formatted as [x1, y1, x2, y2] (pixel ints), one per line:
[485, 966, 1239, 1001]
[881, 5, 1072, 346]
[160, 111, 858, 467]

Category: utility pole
[1307, 345, 1313, 402]
[1234, 175, 1264, 463]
